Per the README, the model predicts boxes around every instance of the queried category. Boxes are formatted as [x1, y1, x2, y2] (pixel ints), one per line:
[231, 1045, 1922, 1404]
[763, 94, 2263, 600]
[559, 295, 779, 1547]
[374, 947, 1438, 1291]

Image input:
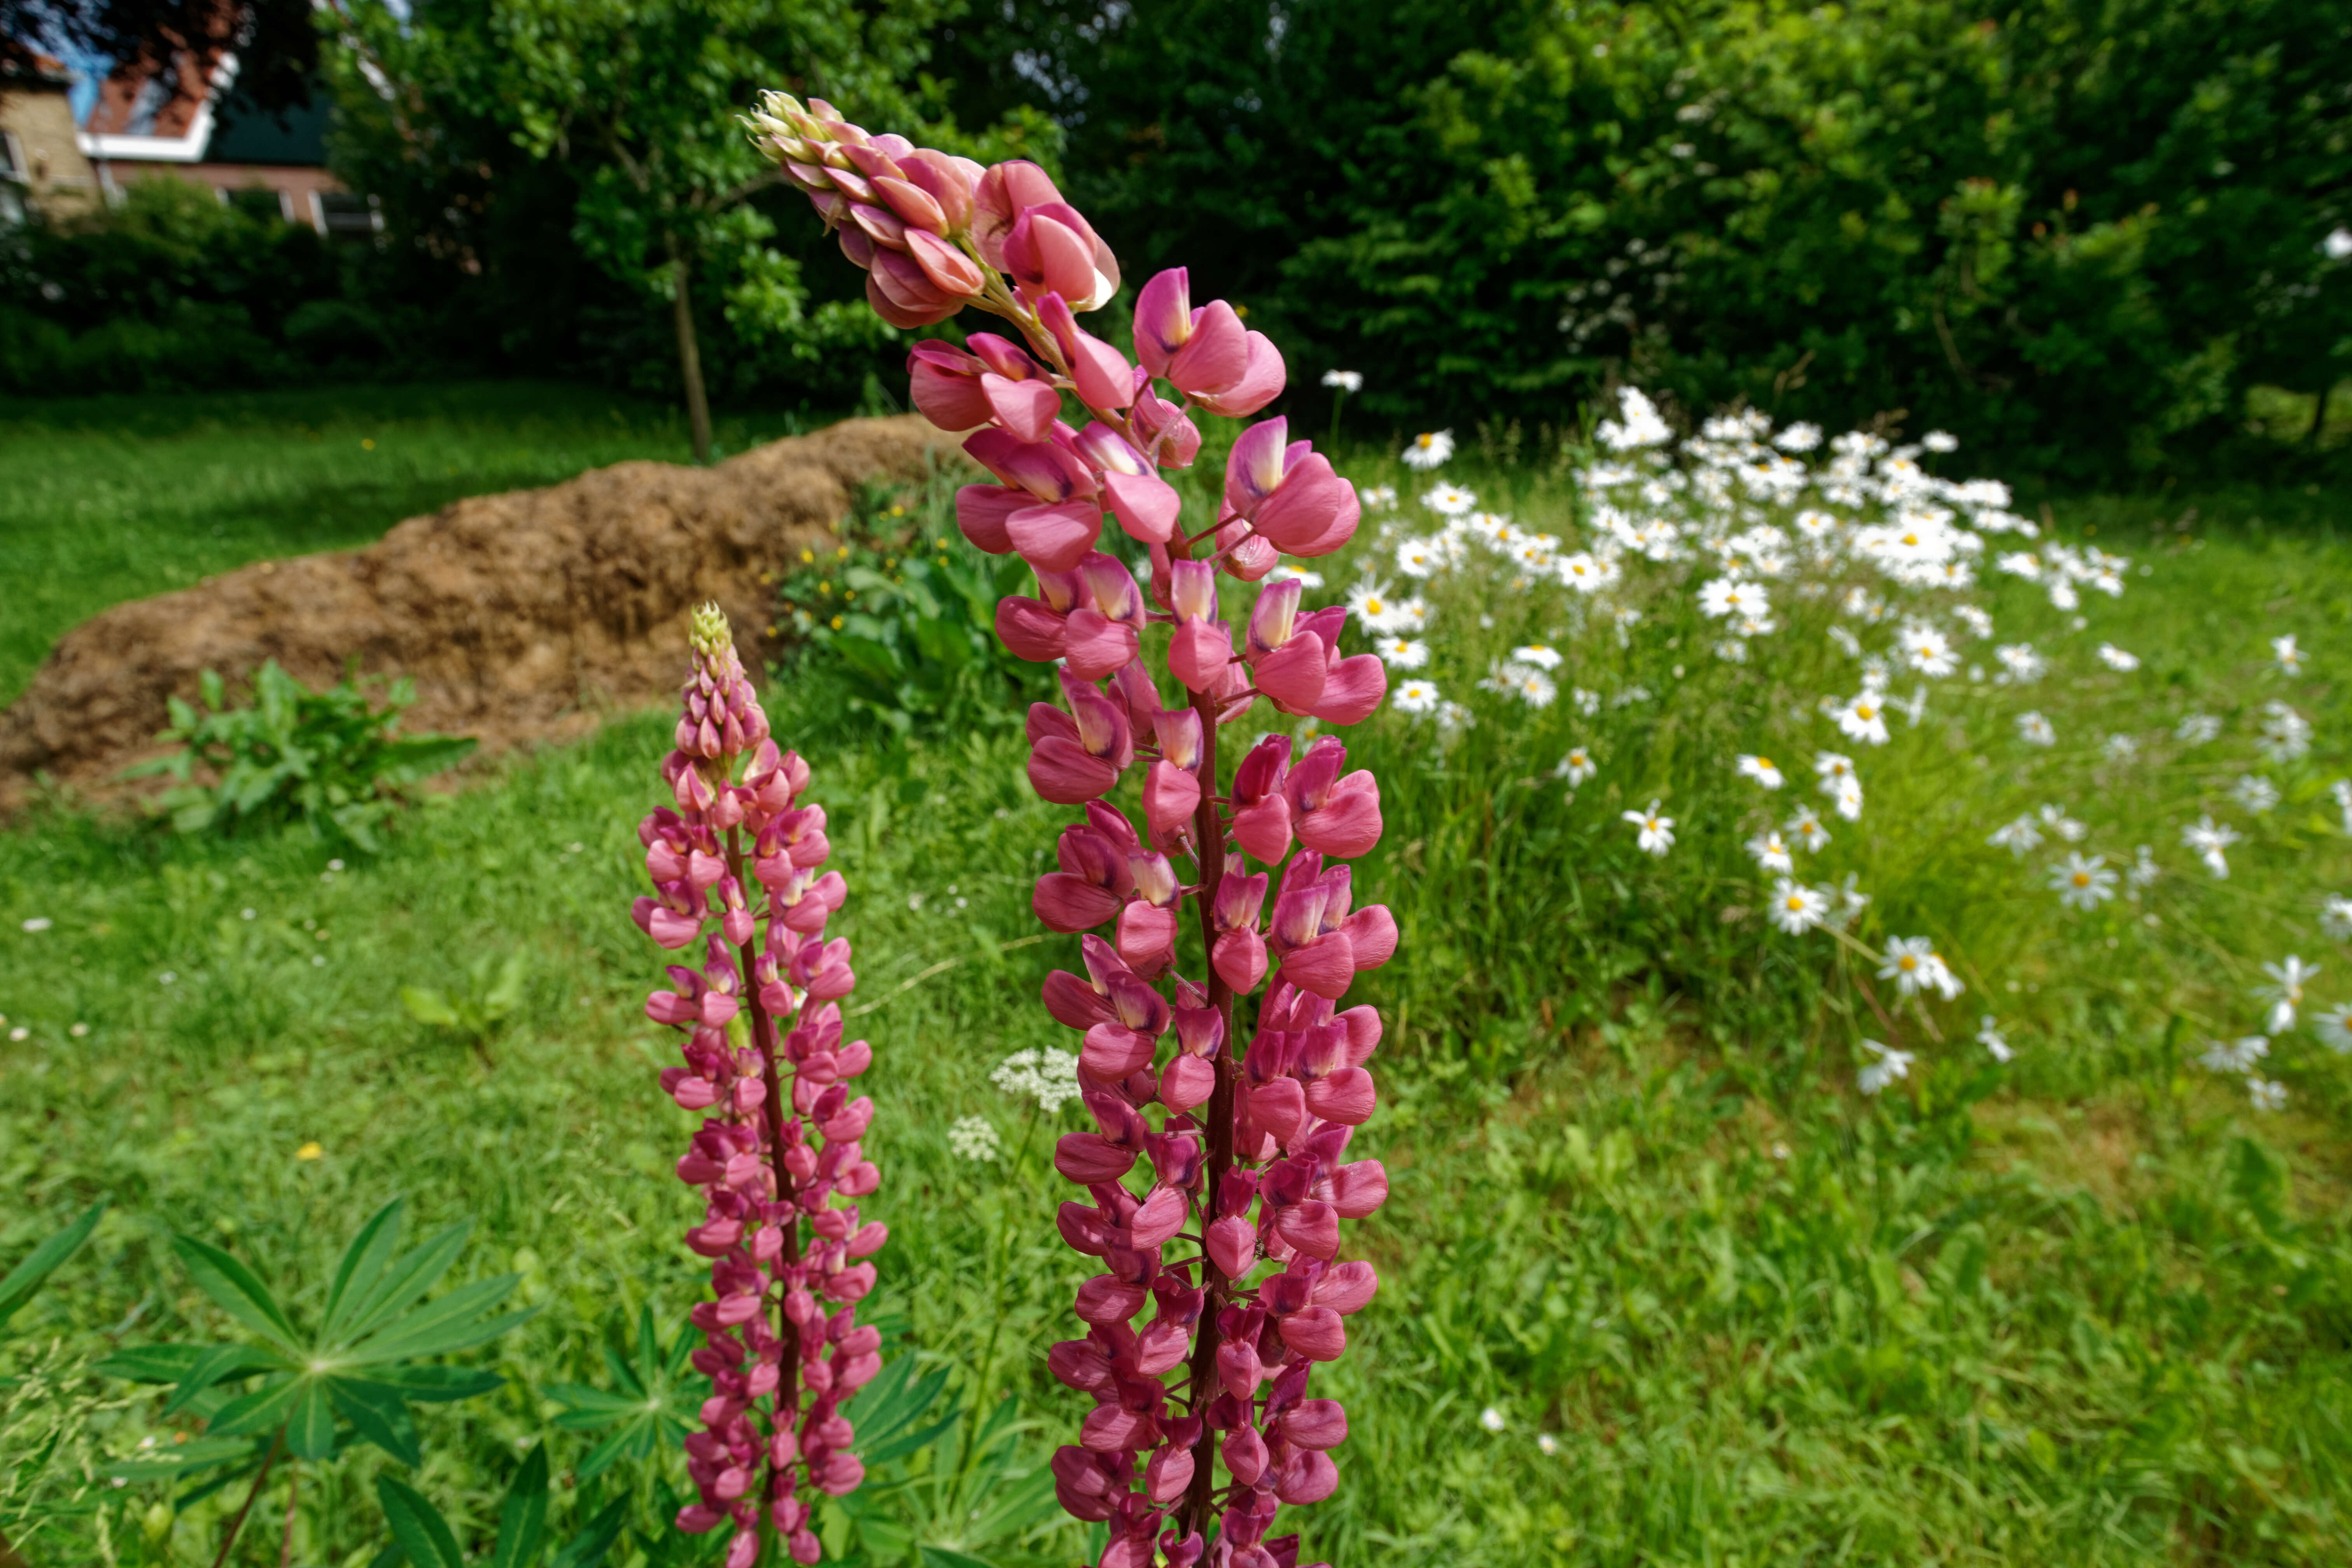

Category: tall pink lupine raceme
[747, 96, 1393, 1568]
[639, 604, 883, 1567]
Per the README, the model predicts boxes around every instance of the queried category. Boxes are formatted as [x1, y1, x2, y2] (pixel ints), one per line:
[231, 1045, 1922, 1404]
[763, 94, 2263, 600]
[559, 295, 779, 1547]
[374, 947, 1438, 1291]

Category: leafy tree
[941, 0, 2352, 484]
[330, 0, 1056, 458]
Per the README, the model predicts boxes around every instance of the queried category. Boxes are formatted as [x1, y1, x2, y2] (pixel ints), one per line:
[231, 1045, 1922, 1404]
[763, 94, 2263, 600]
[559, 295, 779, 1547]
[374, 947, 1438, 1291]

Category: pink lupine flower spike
[751, 91, 1393, 1568]
[640, 604, 883, 1566]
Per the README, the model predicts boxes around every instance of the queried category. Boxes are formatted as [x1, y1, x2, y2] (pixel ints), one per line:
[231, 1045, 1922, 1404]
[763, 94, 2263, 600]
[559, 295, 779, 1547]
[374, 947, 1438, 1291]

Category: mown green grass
[0, 383, 820, 707]
[6, 389, 2352, 1566]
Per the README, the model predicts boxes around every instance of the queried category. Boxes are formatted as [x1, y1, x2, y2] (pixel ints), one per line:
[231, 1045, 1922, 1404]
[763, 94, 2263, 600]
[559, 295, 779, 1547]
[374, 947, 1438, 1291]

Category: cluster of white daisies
[1334, 391, 2339, 1108]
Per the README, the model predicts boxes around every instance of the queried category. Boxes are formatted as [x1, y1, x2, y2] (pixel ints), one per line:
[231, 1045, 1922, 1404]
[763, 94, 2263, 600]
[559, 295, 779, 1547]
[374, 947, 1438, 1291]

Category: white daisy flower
[2272, 632, 2305, 674]
[1322, 368, 1364, 393]
[1737, 754, 1785, 790]
[2333, 780, 2352, 833]
[2233, 775, 2280, 814]
[1479, 1405, 1507, 1432]
[2127, 846, 2160, 889]
[1748, 831, 1795, 874]
[2182, 815, 2240, 878]
[2256, 956, 2319, 1034]
[1394, 537, 1444, 579]
[2097, 642, 2140, 672]
[2201, 1035, 2269, 1074]
[1835, 695, 1891, 746]
[2016, 711, 2056, 747]
[1623, 800, 1676, 856]
[1993, 643, 2046, 684]
[1347, 578, 1410, 633]
[1699, 578, 1769, 619]
[1832, 776, 1865, 822]
[1571, 686, 1601, 717]
[2048, 852, 2118, 912]
[1774, 422, 1824, 452]
[1392, 679, 1443, 716]
[1857, 1039, 1914, 1095]
[1785, 807, 1830, 853]
[1922, 430, 1959, 453]
[1987, 816, 2044, 856]
[2248, 1078, 2288, 1112]
[1900, 625, 1957, 677]
[1359, 484, 1398, 511]
[1878, 937, 1938, 998]
[2175, 713, 2221, 746]
[2038, 804, 2088, 842]
[2321, 894, 2352, 940]
[1423, 483, 1477, 516]
[1768, 877, 1827, 934]
[1557, 551, 1618, 593]
[1953, 604, 1994, 640]
[1512, 644, 1565, 670]
[1403, 429, 1456, 470]
[1977, 1015, 2014, 1063]
[1556, 747, 1597, 786]
[1374, 635, 1430, 669]
[2313, 1003, 2352, 1054]
[2258, 701, 2311, 763]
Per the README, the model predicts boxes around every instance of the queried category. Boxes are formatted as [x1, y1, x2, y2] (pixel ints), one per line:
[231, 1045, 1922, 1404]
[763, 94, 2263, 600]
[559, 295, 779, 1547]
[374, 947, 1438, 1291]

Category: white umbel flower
[948, 1115, 1003, 1162]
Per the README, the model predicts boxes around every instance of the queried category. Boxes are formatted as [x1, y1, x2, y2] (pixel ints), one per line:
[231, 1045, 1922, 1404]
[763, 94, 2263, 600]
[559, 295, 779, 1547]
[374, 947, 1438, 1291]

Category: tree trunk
[2309, 383, 2333, 448]
[672, 253, 713, 464]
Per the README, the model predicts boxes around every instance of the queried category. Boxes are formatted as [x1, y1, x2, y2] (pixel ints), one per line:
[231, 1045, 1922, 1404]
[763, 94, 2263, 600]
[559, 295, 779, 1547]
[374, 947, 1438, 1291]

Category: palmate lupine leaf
[104, 1197, 533, 1474]
[544, 1307, 705, 1481]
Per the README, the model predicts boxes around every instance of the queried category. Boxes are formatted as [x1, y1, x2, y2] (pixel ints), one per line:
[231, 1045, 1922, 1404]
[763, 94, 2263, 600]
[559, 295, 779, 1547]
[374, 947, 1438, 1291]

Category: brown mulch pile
[0, 414, 966, 812]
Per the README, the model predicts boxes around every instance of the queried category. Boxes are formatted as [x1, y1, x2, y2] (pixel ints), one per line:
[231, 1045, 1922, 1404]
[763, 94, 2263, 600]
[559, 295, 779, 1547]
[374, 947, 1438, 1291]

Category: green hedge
[941, 0, 2352, 485]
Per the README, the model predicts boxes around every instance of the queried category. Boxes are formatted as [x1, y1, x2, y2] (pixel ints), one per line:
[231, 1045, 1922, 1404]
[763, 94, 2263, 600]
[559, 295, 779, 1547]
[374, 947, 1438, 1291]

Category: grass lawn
[6, 385, 2352, 1565]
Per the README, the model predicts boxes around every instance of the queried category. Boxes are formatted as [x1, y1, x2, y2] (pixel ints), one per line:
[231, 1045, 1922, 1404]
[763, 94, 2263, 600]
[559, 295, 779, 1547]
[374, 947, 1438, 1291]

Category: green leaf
[207, 1373, 302, 1437]
[163, 1342, 273, 1417]
[484, 952, 529, 1013]
[491, 1445, 550, 1568]
[326, 1199, 408, 1342]
[95, 1344, 214, 1384]
[919, 1548, 1005, 1568]
[170, 1234, 301, 1353]
[378, 1475, 466, 1568]
[285, 1377, 339, 1460]
[861, 1407, 961, 1466]
[0, 1200, 105, 1331]
[331, 1379, 423, 1466]
[364, 1364, 505, 1403]
[345, 1277, 531, 1364]
[570, 1422, 653, 1482]
[401, 987, 462, 1028]
[548, 1496, 627, 1568]
[338, 1221, 472, 1343]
